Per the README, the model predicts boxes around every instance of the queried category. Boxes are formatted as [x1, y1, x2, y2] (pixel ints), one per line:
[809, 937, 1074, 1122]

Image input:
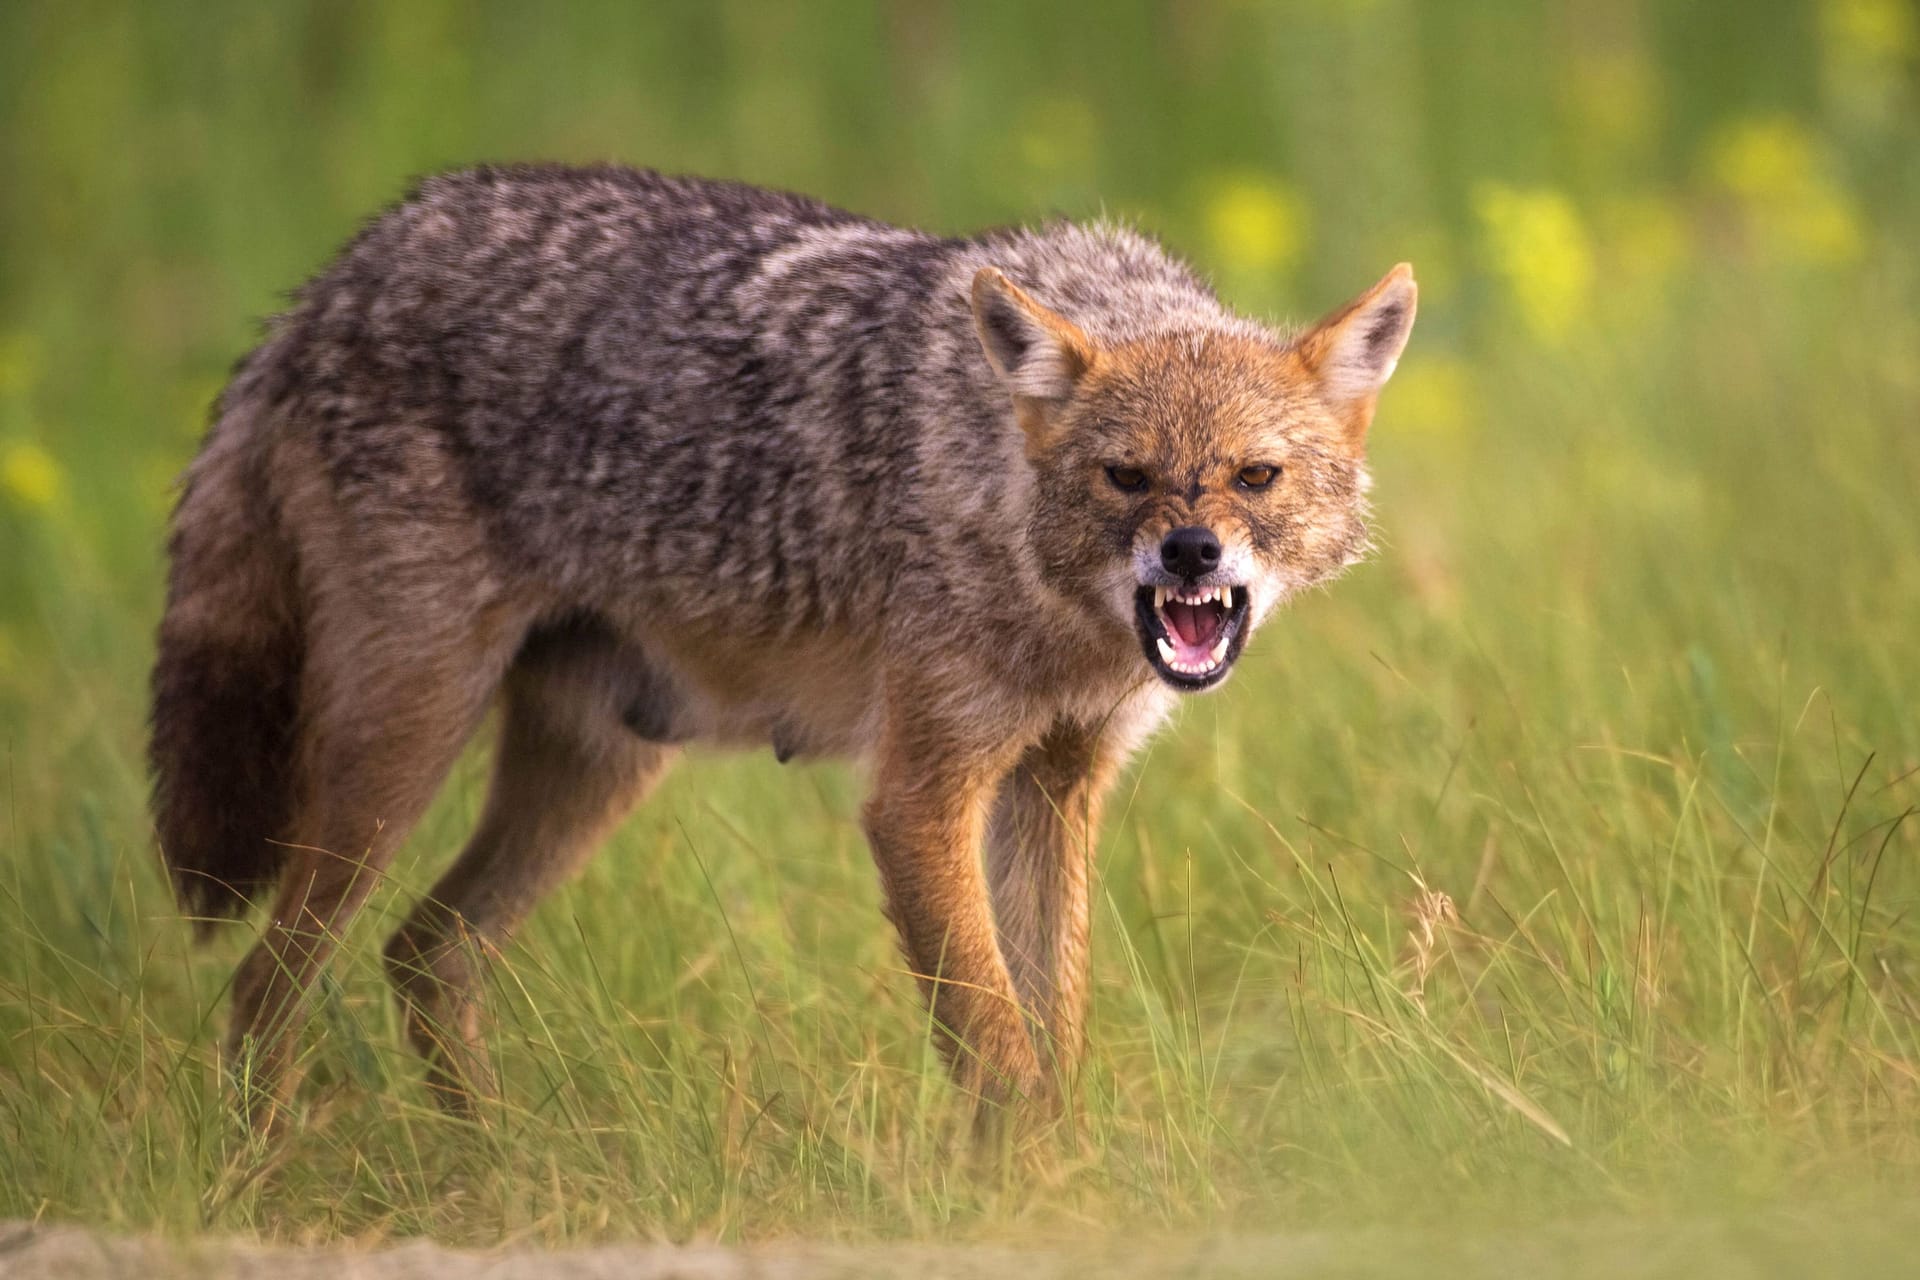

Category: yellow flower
[1710, 116, 1818, 199]
[1202, 173, 1307, 277]
[1706, 115, 1863, 265]
[1, 440, 63, 510]
[1781, 186, 1867, 263]
[1819, 0, 1915, 123]
[1472, 183, 1595, 342]
[1822, 0, 1917, 65]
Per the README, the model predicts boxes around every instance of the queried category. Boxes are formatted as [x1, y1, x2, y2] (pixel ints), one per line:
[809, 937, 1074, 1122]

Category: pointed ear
[970, 267, 1097, 414]
[1294, 263, 1417, 444]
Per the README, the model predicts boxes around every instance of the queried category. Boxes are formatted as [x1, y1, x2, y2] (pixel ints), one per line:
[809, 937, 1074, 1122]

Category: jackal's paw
[952, 1031, 1049, 1111]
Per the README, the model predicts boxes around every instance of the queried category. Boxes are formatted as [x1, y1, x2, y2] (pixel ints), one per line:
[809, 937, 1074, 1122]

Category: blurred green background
[4, 0, 1917, 706]
[1, 0, 1918, 1255]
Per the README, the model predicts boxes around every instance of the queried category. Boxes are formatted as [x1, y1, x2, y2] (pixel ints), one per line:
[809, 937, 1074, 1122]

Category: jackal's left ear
[1294, 263, 1417, 445]
[971, 268, 1097, 443]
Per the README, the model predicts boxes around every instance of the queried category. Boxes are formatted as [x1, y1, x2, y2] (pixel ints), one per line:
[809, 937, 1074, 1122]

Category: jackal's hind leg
[224, 608, 519, 1135]
[384, 629, 678, 1114]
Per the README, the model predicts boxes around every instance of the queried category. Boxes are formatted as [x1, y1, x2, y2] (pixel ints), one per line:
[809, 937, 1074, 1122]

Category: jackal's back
[260, 169, 933, 624]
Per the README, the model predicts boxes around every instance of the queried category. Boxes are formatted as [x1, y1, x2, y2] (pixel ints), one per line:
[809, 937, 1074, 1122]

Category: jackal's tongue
[1164, 599, 1222, 648]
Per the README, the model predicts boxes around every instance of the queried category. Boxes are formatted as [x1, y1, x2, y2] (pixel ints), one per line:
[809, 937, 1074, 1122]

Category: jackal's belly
[614, 616, 886, 763]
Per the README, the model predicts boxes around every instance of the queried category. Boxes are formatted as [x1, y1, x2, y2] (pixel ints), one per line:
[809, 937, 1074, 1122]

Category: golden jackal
[150, 166, 1414, 1128]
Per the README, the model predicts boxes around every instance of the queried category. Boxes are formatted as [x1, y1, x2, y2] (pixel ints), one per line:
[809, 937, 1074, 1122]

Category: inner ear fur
[1293, 263, 1417, 445]
[970, 267, 1098, 448]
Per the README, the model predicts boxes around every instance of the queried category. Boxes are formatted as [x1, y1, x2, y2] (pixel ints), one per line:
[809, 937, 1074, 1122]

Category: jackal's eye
[1236, 464, 1279, 489]
[1105, 465, 1149, 493]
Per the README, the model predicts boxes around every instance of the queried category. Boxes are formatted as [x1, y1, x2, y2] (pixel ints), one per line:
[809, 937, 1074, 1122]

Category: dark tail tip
[150, 626, 304, 932]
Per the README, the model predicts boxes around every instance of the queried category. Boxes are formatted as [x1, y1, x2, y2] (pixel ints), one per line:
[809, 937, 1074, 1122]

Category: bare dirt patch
[2, 1221, 1279, 1280]
[6, 1214, 1919, 1279]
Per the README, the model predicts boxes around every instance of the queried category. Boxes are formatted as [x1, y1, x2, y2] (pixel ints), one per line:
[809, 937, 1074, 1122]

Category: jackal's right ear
[971, 268, 1097, 436]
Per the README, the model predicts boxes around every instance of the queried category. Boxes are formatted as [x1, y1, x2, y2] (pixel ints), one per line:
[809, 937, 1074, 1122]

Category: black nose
[1160, 525, 1222, 578]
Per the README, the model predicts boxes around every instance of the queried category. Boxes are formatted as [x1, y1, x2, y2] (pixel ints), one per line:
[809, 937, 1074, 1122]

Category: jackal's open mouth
[1134, 583, 1250, 689]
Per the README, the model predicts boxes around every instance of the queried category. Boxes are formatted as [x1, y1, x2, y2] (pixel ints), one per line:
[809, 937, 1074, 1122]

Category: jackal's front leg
[863, 718, 1040, 1106]
[984, 722, 1118, 1081]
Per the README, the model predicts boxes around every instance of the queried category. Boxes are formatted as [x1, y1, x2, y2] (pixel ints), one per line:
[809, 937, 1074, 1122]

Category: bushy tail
[149, 395, 304, 930]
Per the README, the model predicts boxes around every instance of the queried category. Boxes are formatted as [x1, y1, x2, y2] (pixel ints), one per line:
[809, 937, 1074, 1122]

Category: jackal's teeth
[1208, 629, 1231, 664]
[1156, 636, 1177, 665]
[1154, 587, 1169, 611]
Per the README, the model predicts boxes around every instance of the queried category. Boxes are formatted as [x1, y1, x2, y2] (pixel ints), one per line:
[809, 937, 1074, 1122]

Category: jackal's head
[972, 264, 1415, 691]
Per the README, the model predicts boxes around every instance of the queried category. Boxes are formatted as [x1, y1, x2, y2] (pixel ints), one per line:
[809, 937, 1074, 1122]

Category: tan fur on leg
[862, 705, 1039, 1107]
[985, 721, 1120, 1085]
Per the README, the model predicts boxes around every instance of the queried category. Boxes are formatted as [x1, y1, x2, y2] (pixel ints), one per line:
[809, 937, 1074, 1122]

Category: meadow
[1, 2, 1917, 1271]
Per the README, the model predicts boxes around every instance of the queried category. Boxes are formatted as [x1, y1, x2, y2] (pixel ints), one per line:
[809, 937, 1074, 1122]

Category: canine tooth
[1154, 587, 1168, 610]
[1156, 636, 1176, 664]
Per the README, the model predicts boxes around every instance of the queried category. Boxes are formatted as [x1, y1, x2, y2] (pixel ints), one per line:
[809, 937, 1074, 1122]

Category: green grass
[2, 0, 1918, 1269]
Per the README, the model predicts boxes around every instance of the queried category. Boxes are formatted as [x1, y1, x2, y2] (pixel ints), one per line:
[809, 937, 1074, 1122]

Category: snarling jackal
[150, 166, 1414, 1128]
